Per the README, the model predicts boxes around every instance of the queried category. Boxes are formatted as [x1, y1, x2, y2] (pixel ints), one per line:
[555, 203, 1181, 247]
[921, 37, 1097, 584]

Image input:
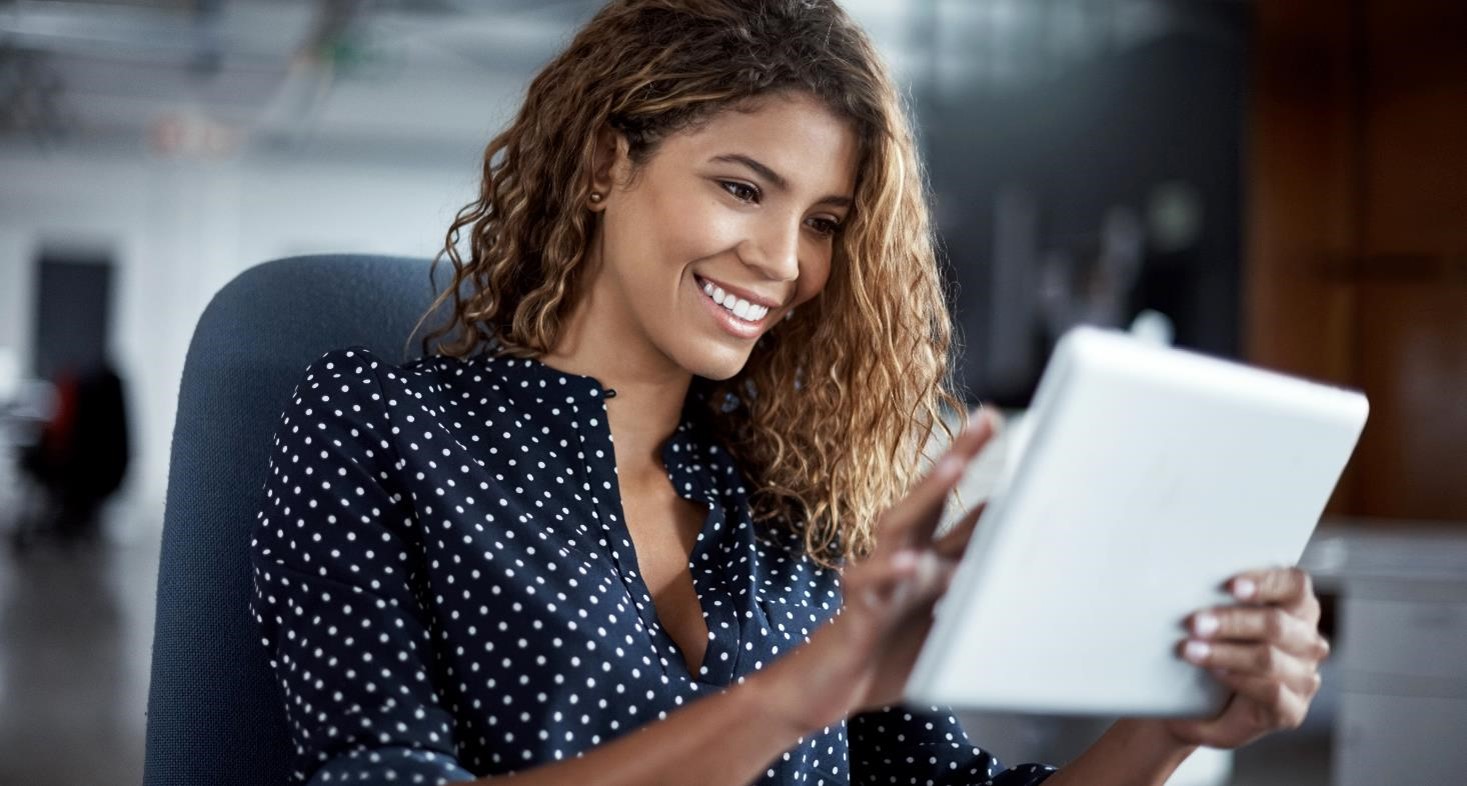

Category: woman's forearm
[1041, 718, 1198, 786]
[464, 669, 810, 786]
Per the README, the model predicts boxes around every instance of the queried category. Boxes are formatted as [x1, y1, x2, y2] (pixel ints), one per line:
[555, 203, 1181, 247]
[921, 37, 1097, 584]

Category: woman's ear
[587, 125, 629, 212]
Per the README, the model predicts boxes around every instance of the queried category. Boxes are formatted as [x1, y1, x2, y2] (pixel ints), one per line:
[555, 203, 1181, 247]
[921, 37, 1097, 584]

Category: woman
[249, 1, 1332, 784]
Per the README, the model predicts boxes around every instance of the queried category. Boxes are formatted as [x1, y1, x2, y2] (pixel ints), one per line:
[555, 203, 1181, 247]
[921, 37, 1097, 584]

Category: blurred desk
[1300, 519, 1467, 786]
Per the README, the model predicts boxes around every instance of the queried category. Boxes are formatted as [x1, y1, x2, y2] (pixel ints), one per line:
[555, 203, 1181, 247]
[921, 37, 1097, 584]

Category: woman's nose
[739, 218, 801, 282]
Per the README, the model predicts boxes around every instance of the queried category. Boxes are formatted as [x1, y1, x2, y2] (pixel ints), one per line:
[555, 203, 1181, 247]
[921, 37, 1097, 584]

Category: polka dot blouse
[249, 347, 1058, 785]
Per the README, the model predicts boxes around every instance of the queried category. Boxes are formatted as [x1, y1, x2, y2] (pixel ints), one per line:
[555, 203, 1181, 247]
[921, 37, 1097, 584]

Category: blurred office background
[0, 0, 1463, 784]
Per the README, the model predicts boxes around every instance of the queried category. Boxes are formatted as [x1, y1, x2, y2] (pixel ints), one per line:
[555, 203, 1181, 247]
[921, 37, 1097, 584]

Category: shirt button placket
[577, 387, 666, 641]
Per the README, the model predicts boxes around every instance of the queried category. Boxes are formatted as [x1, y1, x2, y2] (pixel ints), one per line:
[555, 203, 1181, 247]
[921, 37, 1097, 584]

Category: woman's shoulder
[294, 345, 495, 393]
[294, 345, 412, 381]
[286, 346, 562, 440]
[276, 347, 481, 439]
[270, 346, 502, 477]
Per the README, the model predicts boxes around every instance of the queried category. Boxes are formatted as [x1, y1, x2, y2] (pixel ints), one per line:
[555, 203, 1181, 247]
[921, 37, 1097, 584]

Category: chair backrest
[143, 254, 451, 786]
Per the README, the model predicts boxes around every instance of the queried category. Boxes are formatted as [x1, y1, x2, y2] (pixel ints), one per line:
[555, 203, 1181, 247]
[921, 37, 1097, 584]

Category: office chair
[143, 254, 453, 786]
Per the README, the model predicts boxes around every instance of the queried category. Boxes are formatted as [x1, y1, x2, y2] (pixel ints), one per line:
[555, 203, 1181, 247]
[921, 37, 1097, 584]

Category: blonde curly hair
[413, 0, 969, 568]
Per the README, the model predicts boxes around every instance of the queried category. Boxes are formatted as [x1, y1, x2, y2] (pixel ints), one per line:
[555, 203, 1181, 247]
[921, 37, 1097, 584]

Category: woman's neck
[540, 277, 693, 485]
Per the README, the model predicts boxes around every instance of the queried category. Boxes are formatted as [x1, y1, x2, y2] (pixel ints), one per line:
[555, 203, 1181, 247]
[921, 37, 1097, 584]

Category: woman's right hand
[754, 408, 1003, 734]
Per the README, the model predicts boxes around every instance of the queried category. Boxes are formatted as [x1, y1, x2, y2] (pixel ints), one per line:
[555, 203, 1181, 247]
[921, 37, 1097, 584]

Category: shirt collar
[481, 352, 722, 506]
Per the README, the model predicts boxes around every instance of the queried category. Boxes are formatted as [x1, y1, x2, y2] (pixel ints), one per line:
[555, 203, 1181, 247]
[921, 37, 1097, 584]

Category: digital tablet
[905, 326, 1369, 717]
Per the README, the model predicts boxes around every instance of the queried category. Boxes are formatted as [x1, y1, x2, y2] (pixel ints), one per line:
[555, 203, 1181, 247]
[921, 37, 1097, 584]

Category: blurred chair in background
[11, 361, 130, 550]
[143, 254, 449, 786]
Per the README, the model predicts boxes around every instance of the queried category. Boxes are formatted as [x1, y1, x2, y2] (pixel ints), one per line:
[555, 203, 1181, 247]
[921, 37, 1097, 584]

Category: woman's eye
[808, 217, 842, 236]
[719, 181, 760, 203]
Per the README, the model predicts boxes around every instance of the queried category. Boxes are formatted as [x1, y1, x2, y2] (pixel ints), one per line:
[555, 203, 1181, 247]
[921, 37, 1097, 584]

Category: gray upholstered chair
[143, 254, 453, 785]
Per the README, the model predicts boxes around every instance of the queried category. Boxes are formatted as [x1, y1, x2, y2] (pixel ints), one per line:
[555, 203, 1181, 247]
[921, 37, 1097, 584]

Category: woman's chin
[675, 342, 753, 382]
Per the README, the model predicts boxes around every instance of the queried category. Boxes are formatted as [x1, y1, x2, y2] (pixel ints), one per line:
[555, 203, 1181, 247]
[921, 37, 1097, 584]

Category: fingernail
[1233, 578, 1257, 600]
[891, 550, 918, 570]
[1184, 640, 1211, 662]
[919, 551, 941, 579]
[937, 455, 963, 479]
[1191, 612, 1219, 637]
[984, 406, 1005, 432]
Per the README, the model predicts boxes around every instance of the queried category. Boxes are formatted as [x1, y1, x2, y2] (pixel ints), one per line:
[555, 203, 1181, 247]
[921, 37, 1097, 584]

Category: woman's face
[587, 91, 859, 381]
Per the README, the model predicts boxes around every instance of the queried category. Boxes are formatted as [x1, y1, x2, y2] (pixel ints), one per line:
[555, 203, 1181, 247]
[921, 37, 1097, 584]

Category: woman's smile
[692, 273, 771, 339]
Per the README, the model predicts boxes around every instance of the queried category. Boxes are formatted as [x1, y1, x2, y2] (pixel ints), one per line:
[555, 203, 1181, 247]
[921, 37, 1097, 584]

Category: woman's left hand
[1161, 566, 1332, 750]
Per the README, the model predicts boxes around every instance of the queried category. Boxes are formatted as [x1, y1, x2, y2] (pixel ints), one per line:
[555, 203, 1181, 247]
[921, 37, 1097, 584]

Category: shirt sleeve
[248, 347, 476, 785]
[848, 704, 1058, 786]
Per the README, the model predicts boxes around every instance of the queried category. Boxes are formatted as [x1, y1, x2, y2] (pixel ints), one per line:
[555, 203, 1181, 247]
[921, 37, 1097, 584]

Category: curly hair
[412, 0, 969, 568]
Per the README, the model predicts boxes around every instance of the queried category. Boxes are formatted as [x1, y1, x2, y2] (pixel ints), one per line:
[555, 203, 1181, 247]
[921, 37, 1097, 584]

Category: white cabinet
[1302, 525, 1467, 786]
[1338, 597, 1467, 681]
[1335, 692, 1467, 784]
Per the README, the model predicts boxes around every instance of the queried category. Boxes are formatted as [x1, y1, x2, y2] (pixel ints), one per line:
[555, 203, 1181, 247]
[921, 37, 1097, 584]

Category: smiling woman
[246, 1, 1063, 785]
[571, 92, 856, 355]
[417, 0, 965, 572]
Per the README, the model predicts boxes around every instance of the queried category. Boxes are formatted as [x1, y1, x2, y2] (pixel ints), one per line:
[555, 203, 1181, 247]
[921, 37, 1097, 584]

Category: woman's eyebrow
[710, 153, 853, 208]
[712, 153, 788, 189]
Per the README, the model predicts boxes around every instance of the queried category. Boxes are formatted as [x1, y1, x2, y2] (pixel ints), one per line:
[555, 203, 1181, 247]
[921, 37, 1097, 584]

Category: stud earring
[589, 192, 604, 204]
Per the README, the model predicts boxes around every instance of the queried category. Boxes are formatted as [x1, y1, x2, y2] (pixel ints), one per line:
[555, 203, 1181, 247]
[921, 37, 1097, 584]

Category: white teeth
[699, 277, 768, 322]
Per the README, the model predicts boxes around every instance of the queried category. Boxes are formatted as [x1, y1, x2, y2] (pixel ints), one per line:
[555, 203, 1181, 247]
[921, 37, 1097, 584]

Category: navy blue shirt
[249, 346, 1057, 785]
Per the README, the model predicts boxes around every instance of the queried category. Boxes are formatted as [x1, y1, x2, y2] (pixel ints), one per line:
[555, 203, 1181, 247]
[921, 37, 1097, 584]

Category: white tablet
[905, 326, 1369, 717]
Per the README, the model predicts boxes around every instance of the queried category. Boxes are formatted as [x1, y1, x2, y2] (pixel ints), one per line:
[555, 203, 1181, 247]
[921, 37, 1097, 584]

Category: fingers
[1183, 606, 1331, 661]
[878, 407, 1000, 549]
[854, 549, 924, 592]
[933, 502, 985, 560]
[1226, 567, 1319, 620]
[1178, 639, 1321, 698]
[1166, 570, 1328, 749]
[851, 549, 955, 618]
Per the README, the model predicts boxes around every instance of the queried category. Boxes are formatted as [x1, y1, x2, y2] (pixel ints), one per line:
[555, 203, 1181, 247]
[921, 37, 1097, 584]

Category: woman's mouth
[694, 274, 771, 339]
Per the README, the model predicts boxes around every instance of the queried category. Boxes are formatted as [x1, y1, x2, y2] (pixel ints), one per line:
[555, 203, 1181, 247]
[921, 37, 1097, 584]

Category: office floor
[0, 505, 154, 786]
[0, 501, 1333, 786]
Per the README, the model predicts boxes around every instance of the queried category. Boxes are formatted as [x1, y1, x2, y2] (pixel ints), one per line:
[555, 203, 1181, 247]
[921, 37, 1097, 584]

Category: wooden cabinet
[1248, 0, 1467, 522]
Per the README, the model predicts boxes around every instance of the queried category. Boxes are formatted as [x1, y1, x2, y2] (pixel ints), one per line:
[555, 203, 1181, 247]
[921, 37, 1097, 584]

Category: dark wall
[918, 5, 1251, 406]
